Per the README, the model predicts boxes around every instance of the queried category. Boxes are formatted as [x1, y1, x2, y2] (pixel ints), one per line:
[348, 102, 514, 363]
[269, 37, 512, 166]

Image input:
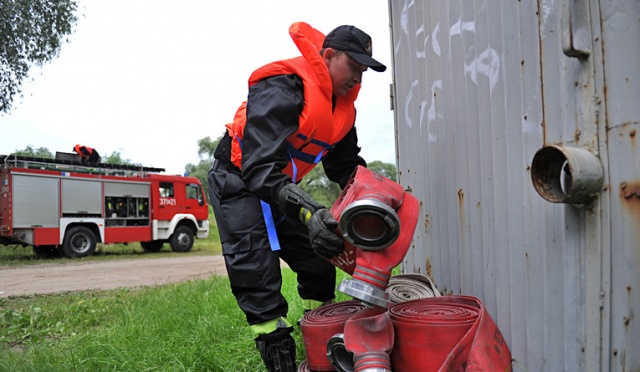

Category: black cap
[323, 25, 386, 72]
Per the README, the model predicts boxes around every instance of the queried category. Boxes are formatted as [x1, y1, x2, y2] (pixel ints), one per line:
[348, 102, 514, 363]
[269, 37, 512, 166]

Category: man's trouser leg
[208, 162, 296, 371]
[277, 218, 337, 310]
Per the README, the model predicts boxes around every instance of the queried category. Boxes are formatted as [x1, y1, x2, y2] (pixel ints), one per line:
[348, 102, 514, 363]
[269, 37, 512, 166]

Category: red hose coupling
[338, 191, 420, 307]
[344, 307, 394, 372]
[328, 165, 407, 275]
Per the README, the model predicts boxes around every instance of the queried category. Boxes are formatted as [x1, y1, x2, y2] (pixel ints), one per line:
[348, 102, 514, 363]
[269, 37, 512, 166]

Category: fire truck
[0, 153, 210, 258]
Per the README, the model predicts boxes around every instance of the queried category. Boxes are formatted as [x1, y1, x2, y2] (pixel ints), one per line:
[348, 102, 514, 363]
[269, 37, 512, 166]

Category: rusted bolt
[630, 129, 636, 137]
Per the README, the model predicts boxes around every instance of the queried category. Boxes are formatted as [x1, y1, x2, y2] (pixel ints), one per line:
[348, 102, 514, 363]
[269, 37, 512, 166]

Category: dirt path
[0, 255, 228, 298]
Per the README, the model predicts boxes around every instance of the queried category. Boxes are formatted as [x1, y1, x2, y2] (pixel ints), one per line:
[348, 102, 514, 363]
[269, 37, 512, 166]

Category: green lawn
[0, 213, 359, 371]
[0, 263, 354, 371]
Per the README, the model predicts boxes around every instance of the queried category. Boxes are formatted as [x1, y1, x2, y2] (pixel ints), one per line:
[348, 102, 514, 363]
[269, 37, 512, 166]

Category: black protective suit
[208, 73, 366, 326]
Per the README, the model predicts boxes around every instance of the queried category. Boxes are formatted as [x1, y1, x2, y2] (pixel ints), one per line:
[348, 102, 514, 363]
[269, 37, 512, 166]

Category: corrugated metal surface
[388, 0, 639, 370]
[599, 1, 640, 370]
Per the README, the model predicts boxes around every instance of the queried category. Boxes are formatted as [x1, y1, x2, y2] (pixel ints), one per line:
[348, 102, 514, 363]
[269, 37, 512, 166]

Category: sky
[0, 0, 396, 175]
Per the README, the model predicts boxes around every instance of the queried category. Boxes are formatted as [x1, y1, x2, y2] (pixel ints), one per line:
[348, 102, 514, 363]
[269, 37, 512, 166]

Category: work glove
[278, 183, 345, 258]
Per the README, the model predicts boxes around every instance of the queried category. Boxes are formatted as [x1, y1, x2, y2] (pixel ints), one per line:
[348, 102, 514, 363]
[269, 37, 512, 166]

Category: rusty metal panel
[389, 0, 638, 370]
[600, 1, 640, 369]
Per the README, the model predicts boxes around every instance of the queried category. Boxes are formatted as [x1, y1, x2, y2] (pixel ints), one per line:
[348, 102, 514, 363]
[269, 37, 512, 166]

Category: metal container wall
[388, 0, 639, 370]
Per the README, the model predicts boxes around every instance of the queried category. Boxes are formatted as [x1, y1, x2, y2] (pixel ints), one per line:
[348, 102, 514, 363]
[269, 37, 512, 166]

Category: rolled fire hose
[299, 300, 367, 371]
[386, 273, 441, 303]
[388, 296, 512, 372]
[343, 307, 394, 372]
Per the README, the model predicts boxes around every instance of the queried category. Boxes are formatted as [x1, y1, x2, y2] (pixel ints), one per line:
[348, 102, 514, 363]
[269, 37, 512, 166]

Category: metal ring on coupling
[326, 333, 355, 372]
[338, 199, 400, 250]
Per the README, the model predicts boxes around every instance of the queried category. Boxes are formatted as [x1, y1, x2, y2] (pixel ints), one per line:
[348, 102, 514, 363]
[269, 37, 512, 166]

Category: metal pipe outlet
[531, 145, 604, 205]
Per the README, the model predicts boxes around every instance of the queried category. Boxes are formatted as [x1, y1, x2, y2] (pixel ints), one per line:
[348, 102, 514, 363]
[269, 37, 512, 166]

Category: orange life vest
[225, 22, 360, 182]
[74, 144, 93, 157]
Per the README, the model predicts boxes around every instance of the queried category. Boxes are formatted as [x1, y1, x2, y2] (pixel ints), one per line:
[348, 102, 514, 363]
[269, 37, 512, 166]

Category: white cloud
[0, 0, 395, 174]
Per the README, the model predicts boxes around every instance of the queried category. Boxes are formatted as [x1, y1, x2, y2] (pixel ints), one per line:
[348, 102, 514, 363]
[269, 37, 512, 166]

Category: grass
[0, 268, 354, 371]
[0, 212, 355, 371]
[0, 211, 361, 371]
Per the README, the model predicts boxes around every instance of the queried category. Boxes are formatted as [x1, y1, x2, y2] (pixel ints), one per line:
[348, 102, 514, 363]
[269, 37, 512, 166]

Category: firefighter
[207, 23, 386, 372]
[139, 199, 149, 217]
[73, 144, 100, 164]
[106, 197, 115, 217]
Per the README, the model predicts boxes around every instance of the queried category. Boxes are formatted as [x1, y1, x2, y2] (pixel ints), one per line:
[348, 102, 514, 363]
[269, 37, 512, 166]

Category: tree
[300, 165, 343, 208]
[368, 160, 397, 182]
[13, 144, 54, 158]
[300, 161, 398, 208]
[10, 145, 132, 166]
[102, 151, 131, 165]
[185, 135, 221, 205]
[1, 0, 79, 113]
[195, 136, 218, 160]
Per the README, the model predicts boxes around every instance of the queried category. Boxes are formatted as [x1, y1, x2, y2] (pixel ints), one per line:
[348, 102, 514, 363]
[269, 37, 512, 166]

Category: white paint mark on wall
[464, 47, 501, 93]
[449, 18, 476, 60]
[450, 19, 476, 38]
[400, 0, 415, 35]
[432, 23, 441, 57]
[426, 79, 443, 143]
[415, 24, 430, 59]
[404, 80, 420, 129]
[540, 0, 553, 25]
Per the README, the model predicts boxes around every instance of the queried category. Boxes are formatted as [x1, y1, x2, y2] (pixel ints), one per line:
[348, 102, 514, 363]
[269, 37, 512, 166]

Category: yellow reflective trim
[299, 208, 312, 224]
[249, 317, 292, 337]
[302, 299, 325, 311]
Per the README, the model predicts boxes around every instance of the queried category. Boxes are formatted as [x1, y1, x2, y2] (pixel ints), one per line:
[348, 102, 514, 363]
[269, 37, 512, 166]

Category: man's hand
[307, 209, 344, 258]
[278, 183, 344, 257]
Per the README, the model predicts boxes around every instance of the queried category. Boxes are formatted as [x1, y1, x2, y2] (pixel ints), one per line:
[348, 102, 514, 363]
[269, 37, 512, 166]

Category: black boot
[255, 327, 297, 372]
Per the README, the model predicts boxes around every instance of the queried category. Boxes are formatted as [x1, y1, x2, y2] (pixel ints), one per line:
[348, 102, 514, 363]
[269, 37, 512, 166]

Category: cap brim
[345, 51, 387, 72]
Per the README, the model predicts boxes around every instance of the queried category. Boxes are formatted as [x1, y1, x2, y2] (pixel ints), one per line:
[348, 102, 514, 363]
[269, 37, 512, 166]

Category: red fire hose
[389, 296, 512, 371]
[343, 306, 394, 371]
[299, 300, 367, 371]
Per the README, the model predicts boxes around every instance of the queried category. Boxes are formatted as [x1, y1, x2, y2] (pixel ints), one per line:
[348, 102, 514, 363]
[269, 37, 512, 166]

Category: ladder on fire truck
[0, 152, 165, 177]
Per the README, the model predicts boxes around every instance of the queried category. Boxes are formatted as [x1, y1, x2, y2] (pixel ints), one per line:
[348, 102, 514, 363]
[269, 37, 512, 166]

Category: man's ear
[323, 48, 336, 65]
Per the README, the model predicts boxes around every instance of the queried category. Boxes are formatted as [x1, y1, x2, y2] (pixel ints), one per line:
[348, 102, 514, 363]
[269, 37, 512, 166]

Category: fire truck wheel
[62, 226, 97, 258]
[33, 245, 61, 258]
[169, 225, 194, 253]
[141, 241, 164, 252]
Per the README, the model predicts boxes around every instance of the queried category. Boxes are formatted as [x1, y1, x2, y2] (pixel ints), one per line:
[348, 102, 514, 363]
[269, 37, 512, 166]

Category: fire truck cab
[0, 153, 210, 258]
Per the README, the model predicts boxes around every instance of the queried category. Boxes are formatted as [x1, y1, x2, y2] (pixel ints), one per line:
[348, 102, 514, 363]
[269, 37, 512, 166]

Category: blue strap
[314, 150, 326, 164]
[235, 133, 327, 252]
[260, 200, 281, 251]
[234, 135, 243, 148]
[289, 151, 298, 183]
[286, 143, 332, 165]
[296, 133, 333, 148]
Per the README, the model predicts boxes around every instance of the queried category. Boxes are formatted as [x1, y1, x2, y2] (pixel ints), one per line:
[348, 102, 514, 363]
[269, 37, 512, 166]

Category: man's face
[325, 49, 368, 97]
